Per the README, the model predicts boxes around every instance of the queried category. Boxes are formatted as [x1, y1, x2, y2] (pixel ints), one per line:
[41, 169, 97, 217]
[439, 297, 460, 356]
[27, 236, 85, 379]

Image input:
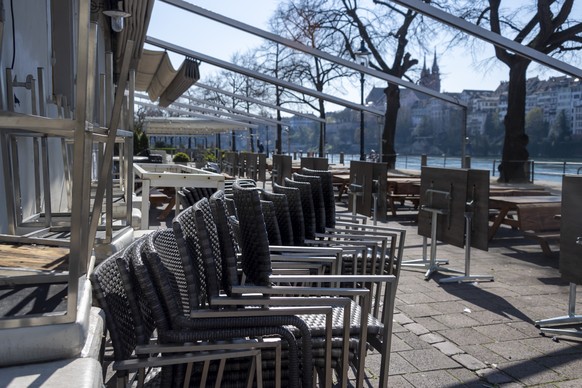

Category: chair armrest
[269, 245, 343, 274]
[115, 348, 261, 371]
[269, 245, 343, 256]
[135, 338, 280, 356]
[207, 296, 349, 383]
[332, 222, 407, 270]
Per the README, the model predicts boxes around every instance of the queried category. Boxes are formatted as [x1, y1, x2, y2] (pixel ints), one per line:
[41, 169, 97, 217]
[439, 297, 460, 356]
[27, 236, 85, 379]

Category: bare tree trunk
[275, 86, 282, 155]
[382, 83, 400, 168]
[318, 98, 326, 157]
[276, 120, 283, 155]
[498, 59, 529, 183]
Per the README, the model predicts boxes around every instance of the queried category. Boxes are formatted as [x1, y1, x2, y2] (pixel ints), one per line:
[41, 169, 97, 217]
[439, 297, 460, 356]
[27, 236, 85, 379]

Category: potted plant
[172, 152, 190, 165]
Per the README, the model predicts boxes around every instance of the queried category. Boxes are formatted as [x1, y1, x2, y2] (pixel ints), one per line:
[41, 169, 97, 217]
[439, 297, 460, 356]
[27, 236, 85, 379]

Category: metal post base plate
[439, 274, 494, 283]
[539, 326, 582, 339]
[425, 264, 465, 281]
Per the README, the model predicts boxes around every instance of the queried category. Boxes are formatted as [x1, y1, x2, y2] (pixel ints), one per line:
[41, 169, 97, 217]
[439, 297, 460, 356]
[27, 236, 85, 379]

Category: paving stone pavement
[351, 198, 582, 387]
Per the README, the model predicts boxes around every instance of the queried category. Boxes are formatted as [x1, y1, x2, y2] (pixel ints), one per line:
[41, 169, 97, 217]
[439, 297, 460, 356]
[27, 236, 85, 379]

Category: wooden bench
[387, 180, 420, 216]
[387, 193, 420, 216]
[516, 203, 561, 257]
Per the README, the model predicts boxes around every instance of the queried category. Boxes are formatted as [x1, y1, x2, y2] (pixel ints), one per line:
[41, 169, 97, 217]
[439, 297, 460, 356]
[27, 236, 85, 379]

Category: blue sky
[146, 1, 579, 109]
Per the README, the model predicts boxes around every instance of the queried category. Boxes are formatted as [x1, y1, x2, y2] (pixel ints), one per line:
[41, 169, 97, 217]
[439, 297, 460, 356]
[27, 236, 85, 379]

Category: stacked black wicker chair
[272, 179, 385, 278]
[208, 190, 240, 293]
[299, 167, 407, 280]
[260, 190, 294, 246]
[200, 195, 354, 386]
[121, 238, 262, 387]
[90, 243, 159, 387]
[140, 227, 314, 388]
[116, 237, 174, 387]
[272, 182, 306, 247]
[210, 189, 342, 284]
[281, 176, 382, 265]
[184, 186, 217, 202]
[182, 188, 196, 206]
[295, 168, 408, 321]
[231, 181, 398, 387]
[282, 178, 317, 240]
[260, 199, 283, 246]
[176, 190, 191, 209]
[130, 233, 282, 387]
[300, 168, 336, 228]
[292, 173, 327, 234]
[173, 204, 326, 387]
[91, 239, 265, 388]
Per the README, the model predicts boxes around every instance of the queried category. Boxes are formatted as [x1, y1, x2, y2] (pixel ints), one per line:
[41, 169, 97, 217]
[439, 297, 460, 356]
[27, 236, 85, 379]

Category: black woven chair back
[209, 190, 241, 268]
[225, 196, 237, 218]
[116, 237, 158, 341]
[232, 181, 273, 286]
[292, 173, 326, 234]
[225, 178, 256, 196]
[261, 199, 283, 246]
[261, 190, 294, 246]
[124, 239, 174, 334]
[182, 187, 196, 206]
[283, 178, 316, 240]
[90, 254, 140, 364]
[273, 182, 306, 246]
[176, 190, 191, 209]
[186, 186, 217, 203]
[174, 204, 219, 304]
[228, 215, 242, 251]
[301, 168, 336, 228]
[145, 229, 201, 321]
[193, 197, 237, 298]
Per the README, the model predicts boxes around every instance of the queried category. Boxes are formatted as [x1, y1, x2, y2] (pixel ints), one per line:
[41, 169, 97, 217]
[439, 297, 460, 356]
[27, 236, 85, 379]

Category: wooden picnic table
[332, 173, 351, 200]
[488, 195, 562, 241]
[387, 178, 421, 215]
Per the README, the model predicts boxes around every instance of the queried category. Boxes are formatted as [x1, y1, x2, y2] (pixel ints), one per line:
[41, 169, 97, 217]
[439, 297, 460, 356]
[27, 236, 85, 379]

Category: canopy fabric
[136, 49, 200, 107]
[108, 0, 198, 107]
[159, 57, 200, 107]
[143, 117, 251, 135]
[113, 0, 155, 71]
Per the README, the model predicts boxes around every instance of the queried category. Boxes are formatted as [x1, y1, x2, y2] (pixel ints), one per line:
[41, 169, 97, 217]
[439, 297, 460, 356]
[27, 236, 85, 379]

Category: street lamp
[355, 40, 371, 161]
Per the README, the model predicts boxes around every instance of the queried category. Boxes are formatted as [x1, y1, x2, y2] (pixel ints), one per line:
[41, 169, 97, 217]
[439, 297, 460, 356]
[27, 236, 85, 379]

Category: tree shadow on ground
[435, 275, 534, 324]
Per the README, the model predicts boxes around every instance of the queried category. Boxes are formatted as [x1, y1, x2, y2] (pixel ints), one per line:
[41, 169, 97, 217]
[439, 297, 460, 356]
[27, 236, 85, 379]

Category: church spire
[421, 54, 429, 77]
[432, 49, 439, 74]
[419, 50, 441, 93]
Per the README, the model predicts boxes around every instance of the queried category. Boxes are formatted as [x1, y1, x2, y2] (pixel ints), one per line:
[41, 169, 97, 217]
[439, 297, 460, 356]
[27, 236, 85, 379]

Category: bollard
[339, 152, 344, 165]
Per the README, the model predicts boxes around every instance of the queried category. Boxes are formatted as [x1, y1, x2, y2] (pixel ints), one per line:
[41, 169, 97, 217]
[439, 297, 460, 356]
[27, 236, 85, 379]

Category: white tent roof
[143, 117, 252, 135]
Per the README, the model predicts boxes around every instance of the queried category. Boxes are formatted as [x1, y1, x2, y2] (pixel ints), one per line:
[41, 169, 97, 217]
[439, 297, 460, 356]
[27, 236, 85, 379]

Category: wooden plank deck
[0, 244, 69, 271]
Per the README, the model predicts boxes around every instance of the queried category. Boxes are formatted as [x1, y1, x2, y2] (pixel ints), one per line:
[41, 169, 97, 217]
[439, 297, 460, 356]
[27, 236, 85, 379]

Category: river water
[327, 154, 582, 184]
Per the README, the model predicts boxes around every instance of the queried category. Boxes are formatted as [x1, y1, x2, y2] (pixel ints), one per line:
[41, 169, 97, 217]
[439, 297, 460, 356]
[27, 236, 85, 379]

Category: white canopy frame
[180, 95, 286, 127]
[142, 117, 251, 135]
[135, 100, 258, 130]
[136, 92, 277, 126]
[195, 82, 327, 124]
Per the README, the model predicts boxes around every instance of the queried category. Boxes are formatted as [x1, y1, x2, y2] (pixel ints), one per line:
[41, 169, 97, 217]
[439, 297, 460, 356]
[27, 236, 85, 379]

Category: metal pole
[360, 71, 365, 161]
[319, 121, 324, 157]
[461, 106, 468, 168]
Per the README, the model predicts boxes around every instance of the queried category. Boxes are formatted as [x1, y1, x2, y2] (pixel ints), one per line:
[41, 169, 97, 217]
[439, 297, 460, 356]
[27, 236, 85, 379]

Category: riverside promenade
[139, 177, 581, 387]
[354, 178, 582, 387]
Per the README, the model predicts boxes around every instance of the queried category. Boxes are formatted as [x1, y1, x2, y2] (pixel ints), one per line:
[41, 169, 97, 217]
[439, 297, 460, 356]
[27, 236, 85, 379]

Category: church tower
[418, 50, 441, 92]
